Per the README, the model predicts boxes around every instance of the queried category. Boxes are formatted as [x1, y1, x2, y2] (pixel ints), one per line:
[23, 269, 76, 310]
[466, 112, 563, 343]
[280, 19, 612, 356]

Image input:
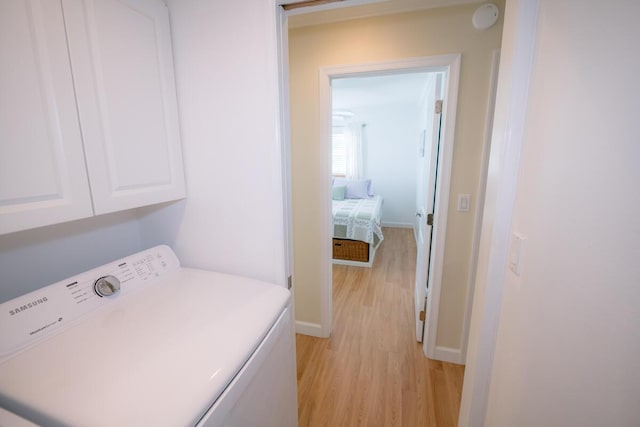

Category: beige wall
[289, 2, 504, 350]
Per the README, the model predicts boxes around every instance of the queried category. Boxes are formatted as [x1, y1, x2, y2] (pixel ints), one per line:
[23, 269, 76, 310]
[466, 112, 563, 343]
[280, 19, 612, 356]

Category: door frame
[275, 0, 541, 423]
[458, 0, 540, 423]
[318, 56, 461, 354]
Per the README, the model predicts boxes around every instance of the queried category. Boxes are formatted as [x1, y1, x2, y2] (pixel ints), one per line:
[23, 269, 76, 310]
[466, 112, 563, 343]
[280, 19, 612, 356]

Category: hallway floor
[296, 227, 465, 426]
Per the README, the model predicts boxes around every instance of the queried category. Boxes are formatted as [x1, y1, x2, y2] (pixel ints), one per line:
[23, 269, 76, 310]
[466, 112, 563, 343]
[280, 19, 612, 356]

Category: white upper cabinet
[63, 0, 185, 215]
[0, 0, 94, 235]
[0, 0, 185, 235]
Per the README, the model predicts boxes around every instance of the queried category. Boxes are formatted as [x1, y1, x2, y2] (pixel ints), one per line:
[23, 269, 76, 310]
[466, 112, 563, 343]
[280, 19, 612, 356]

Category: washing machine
[0, 245, 298, 426]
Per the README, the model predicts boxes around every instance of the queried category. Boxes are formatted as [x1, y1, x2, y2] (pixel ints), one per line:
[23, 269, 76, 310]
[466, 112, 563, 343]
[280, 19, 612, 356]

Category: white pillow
[334, 178, 372, 199]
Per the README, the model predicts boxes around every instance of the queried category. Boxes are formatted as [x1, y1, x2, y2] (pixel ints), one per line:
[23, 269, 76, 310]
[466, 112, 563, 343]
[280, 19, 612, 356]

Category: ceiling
[287, 0, 484, 28]
[332, 72, 431, 111]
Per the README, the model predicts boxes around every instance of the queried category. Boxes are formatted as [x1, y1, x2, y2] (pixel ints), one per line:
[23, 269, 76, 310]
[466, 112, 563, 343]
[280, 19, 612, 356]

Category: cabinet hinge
[419, 310, 426, 321]
[287, 275, 293, 290]
[427, 213, 434, 226]
[435, 99, 443, 114]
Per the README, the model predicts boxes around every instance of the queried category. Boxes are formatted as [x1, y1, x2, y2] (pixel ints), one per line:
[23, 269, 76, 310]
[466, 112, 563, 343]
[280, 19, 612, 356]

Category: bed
[332, 194, 384, 267]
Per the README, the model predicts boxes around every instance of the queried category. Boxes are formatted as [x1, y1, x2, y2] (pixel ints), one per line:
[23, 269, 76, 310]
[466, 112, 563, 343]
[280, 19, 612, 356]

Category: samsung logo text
[9, 297, 48, 316]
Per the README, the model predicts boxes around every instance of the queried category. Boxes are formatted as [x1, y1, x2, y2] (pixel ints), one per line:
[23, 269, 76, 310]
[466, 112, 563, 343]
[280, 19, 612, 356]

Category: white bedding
[332, 195, 384, 248]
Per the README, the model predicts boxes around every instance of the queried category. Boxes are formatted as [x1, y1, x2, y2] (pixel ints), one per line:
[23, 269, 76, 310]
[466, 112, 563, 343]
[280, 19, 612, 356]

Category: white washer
[0, 246, 298, 427]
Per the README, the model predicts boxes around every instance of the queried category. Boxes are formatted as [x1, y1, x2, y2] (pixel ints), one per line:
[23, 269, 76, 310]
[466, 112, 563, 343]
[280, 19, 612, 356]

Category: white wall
[458, 0, 533, 423]
[0, 0, 289, 306]
[349, 102, 420, 227]
[0, 211, 143, 303]
[466, 0, 640, 425]
[147, 0, 287, 286]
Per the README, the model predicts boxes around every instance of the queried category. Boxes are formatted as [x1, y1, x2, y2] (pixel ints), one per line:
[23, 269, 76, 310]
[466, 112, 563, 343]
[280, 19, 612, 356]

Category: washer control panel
[94, 275, 121, 297]
[0, 245, 180, 361]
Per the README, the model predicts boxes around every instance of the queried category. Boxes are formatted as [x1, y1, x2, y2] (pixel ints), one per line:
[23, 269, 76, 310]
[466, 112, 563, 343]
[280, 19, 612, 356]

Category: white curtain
[344, 122, 364, 179]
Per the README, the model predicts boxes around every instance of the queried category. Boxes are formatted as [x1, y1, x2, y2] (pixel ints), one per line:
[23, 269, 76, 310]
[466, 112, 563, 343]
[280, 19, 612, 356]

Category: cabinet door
[63, 0, 186, 215]
[0, 0, 94, 235]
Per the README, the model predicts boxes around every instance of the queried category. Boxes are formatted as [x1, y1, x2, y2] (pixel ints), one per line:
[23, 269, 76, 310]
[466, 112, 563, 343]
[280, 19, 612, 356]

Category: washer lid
[0, 268, 290, 427]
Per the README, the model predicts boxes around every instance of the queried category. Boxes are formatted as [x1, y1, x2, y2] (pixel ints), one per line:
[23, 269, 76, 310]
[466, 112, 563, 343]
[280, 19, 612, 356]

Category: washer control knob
[94, 275, 121, 297]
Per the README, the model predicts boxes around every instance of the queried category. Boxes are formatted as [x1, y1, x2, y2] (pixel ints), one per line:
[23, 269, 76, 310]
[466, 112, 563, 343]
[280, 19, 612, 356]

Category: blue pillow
[333, 178, 372, 199]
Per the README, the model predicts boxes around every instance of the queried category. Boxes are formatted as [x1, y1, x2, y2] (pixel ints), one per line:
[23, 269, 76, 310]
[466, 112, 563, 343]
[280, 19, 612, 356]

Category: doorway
[329, 71, 443, 344]
[319, 55, 460, 356]
[281, 1, 516, 424]
[280, 0, 503, 367]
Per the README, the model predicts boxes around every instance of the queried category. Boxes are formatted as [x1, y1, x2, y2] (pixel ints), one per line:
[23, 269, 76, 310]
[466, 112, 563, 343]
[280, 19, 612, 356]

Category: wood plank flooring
[296, 227, 465, 427]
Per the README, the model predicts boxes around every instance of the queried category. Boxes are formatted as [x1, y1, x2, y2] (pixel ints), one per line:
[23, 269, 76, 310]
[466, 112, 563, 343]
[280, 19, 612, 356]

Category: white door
[0, 0, 93, 235]
[62, 0, 185, 215]
[414, 73, 443, 342]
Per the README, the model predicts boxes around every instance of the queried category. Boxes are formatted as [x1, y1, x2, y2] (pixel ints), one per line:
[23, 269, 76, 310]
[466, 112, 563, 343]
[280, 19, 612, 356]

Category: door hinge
[287, 275, 293, 290]
[419, 310, 426, 321]
[435, 99, 443, 114]
[427, 213, 434, 226]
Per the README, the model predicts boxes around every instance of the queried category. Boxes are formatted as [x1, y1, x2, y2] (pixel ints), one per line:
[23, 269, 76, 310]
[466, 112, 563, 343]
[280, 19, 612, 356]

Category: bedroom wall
[349, 101, 420, 227]
[289, 1, 504, 351]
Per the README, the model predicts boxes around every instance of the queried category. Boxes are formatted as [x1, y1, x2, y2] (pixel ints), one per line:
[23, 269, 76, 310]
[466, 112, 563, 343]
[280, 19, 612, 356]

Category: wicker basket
[332, 238, 369, 262]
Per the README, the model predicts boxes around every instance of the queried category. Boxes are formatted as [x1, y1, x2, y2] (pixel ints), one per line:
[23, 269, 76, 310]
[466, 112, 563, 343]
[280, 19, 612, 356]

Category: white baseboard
[295, 320, 323, 337]
[432, 345, 465, 365]
[381, 221, 414, 229]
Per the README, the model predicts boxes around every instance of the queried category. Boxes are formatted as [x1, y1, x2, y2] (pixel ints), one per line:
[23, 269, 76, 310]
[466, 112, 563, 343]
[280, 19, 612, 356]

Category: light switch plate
[457, 194, 470, 212]
[508, 233, 526, 276]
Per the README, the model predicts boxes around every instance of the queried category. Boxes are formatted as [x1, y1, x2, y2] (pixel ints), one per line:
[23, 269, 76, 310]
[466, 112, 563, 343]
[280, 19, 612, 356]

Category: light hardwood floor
[296, 227, 465, 427]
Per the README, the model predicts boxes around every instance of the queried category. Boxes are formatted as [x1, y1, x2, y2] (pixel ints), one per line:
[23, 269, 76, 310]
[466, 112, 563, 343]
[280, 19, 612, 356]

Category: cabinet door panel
[63, 0, 185, 214]
[0, 0, 93, 235]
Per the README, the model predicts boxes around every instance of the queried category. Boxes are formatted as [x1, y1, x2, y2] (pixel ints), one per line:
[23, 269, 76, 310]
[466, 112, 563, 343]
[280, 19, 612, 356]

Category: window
[332, 126, 346, 176]
[332, 122, 364, 178]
